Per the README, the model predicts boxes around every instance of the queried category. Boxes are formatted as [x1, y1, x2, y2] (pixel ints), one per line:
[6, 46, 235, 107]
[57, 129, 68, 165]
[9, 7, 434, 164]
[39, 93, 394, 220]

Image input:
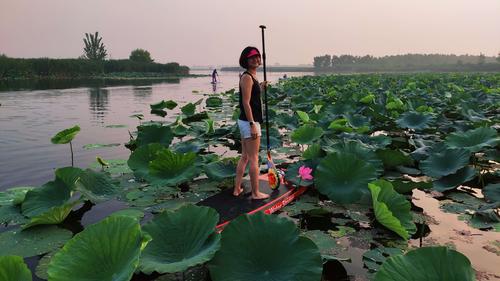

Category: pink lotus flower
[298, 165, 313, 181]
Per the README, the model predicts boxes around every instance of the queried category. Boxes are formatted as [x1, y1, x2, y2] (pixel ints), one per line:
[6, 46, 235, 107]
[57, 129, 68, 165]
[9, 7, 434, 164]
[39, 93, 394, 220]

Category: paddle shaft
[259, 25, 270, 151]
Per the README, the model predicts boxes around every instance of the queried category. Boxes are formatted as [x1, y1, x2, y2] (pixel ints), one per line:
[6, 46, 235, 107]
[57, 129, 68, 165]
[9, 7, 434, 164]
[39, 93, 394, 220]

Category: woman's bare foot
[251, 191, 270, 200]
[233, 185, 244, 197]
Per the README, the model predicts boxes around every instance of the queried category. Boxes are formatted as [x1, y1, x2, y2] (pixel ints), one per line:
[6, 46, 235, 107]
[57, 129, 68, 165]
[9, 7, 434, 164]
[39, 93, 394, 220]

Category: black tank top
[238, 71, 263, 123]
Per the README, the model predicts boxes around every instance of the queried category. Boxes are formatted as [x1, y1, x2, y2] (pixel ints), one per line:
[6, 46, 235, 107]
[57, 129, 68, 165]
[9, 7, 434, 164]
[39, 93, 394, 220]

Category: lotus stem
[70, 141, 74, 167]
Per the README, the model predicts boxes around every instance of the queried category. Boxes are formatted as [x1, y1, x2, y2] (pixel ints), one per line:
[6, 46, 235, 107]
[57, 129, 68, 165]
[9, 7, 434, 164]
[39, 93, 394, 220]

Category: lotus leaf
[50, 125, 80, 144]
[315, 152, 378, 203]
[208, 212, 322, 281]
[419, 148, 470, 178]
[368, 180, 416, 240]
[374, 246, 474, 281]
[47, 216, 150, 281]
[140, 204, 220, 274]
[0, 255, 32, 281]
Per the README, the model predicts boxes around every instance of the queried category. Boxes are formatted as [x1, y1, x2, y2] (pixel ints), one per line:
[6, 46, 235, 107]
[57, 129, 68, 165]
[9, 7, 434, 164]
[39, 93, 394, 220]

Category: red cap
[246, 49, 261, 58]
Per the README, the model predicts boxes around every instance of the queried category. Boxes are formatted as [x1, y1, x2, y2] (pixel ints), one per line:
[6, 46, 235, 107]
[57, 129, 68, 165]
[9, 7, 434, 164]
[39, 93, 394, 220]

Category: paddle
[259, 25, 281, 190]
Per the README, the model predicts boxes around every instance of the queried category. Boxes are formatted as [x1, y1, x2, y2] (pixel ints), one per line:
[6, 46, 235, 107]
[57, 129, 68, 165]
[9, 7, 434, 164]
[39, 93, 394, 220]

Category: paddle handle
[260, 25, 270, 151]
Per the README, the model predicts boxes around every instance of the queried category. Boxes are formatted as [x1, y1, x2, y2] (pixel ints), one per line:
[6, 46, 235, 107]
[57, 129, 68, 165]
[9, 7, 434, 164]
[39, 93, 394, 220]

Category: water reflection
[133, 86, 153, 101]
[88, 87, 109, 124]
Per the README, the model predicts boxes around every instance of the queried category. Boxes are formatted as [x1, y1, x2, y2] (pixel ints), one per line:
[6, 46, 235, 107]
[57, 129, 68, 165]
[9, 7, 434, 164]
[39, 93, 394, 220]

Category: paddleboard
[196, 174, 307, 231]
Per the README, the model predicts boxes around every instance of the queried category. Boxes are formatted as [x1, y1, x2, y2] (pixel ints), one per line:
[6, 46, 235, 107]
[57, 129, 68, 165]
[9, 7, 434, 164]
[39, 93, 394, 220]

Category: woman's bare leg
[233, 138, 248, 196]
[246, 136, 270, 200]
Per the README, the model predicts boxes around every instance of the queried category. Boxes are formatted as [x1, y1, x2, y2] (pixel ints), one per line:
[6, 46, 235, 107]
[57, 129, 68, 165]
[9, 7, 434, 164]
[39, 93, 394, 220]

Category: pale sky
[1, 0, 499, 66]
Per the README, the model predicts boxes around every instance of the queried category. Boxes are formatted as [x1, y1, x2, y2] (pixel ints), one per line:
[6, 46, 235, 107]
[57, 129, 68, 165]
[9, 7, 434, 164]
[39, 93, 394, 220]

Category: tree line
[0, 32, 189, 79]
[313, 53, 500, 72]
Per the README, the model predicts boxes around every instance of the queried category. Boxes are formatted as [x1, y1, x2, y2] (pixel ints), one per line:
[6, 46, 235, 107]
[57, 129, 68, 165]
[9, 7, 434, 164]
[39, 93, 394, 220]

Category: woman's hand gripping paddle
[260, 25, 282, 190]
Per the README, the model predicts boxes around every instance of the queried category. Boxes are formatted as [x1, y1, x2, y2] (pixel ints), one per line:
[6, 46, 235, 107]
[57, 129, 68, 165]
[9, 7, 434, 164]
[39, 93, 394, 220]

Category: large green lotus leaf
[302, 230, 349, 261]
[483, 183, 500, 203]
[89, 159, 132, 175]
[291, 125, 324, 145]
[208, 212, 322, 281]
[140, 204, 220, 274]
[182, 111, 209, 124]
[368, 180, 416, 240]
[21, 179, 72, 218]
[302, 143, 325, 160]
[50, 125, 80, 144]
[128, 143, 165, 180]
[315, 152, 378, 203]
[47, 216, 150, 281]
[396, 112, 433, 130]
[0, 226, 72, 257]
[433, 166, 476, 192]
[76, 169, 119, 202]
[284, 161, 315, 187]
[363, 247, 403, 272]
[374, 246, 474, 281]
[204, 158, 237, 181]
[0, 186, 34, 206]
[0, 255, 32, 281]
[148, 150, 200, 186]
[324, 140, 383, 173]
[136, 124, 174, 148]
[0, 205, 28, 225]
[419, 148, 470, 178]
[22, 199, 81, 229]
[445, 127, 499, 152]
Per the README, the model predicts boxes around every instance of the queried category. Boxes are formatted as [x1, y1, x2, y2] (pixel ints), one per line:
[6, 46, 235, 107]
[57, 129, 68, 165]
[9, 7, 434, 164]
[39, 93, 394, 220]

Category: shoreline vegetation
[222, 53, 500, 73]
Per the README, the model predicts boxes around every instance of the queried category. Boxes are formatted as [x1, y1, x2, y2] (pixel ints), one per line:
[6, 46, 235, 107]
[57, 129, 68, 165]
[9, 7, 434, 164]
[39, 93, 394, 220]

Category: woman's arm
[240, 74, 255, 122]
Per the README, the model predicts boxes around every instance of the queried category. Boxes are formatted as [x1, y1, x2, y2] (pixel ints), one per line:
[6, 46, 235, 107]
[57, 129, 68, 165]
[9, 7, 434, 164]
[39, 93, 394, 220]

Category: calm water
[0, 71, 311, 190]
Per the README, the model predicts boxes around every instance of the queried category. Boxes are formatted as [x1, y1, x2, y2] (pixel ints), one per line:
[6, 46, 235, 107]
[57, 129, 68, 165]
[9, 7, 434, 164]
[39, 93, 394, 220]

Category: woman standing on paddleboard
[233, 47, 270, 200]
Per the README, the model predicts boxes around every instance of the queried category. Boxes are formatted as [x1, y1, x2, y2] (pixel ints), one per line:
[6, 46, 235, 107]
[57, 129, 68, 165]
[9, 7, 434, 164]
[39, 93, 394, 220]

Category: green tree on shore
[478, 53, 486, 65]
[496, 52, 500, 63]
[129, 49, 154, 63]
[83, 32, 107, 61]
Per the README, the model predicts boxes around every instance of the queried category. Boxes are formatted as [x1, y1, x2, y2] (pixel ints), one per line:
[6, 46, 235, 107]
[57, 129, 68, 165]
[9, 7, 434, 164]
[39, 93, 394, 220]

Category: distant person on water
[233, 46, 270, 200]
[211, 69, 219, 83]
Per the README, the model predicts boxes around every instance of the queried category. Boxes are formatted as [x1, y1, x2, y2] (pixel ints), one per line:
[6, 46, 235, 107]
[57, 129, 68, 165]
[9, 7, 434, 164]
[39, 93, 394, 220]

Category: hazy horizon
[1, 0, 499, 67]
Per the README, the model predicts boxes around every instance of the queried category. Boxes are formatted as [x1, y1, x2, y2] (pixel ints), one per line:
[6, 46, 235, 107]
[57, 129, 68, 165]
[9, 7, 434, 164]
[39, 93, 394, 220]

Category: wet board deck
[196, 174, 307, 231]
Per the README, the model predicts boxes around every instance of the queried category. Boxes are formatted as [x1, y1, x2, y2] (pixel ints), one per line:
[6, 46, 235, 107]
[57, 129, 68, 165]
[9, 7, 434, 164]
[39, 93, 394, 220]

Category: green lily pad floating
[315, 152, 378, 204]
[140, 204, 221, 274]
[324, 140, 383, 172]
[35, 250, 58, 280]
[54, 166, 83, 189]
[0, 255, 32, 281]
[51, 125, 80, 144]
[445, 127, 499, 152]
[483, 183, 500, 203]
[374, 246, 475, 281]
[208, 212, 323, 281]
[302, 230, 349, 261]
[396, 111, 434, 130]
[21, 179, 72, 218]
[105, 124, 127, 128]
[128, 143, 165, 180]
[0, 226, 72, 257]
[0, 205, 28, 225]
[296, 110, 311, 124]
[204, 158, 237, 181]
[135, 124, 174, 148]
[433, 166, 476, 192]
[47, 216, 150, 281]
[148, 149, 201, 186]
[368, 180, 416, 240]
[150, 100, 178, 110]
[302, 143, 325, 160]
[291, 125, 324, 145]
[206, 96, 223, 108]
[0, 186, 34, 206]
[82, 143, 121, 150]
[419, 148, 470, 178]
[362, 247, 403, 272]
[150, 109, 167, 117]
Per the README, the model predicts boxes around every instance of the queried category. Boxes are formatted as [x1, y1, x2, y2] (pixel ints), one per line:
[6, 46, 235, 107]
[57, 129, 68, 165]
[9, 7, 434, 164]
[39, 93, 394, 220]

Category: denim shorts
[237, 119, 262, 139]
